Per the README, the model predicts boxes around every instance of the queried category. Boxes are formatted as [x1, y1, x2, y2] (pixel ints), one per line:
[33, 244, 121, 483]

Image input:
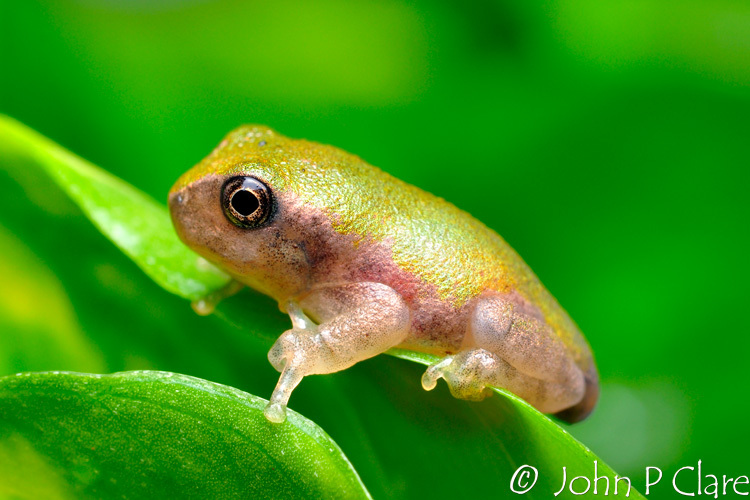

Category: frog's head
[168, 125, 324, 300]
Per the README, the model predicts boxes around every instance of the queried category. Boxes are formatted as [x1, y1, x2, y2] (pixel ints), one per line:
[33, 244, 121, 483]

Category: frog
[169, 126, 599, 424]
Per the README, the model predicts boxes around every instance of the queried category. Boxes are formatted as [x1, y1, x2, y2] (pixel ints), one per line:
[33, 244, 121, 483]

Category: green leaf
[0, 371, 371, 500]
[0, 115, 645, 498]
[0, 115, 231, 301]
[384, 349, 644, 498]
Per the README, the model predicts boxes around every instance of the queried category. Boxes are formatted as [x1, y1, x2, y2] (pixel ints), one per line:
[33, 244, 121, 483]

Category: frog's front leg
[264, 282, 411, 423]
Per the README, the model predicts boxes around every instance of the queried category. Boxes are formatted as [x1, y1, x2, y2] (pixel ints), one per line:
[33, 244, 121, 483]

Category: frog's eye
[221, 176, 274, 228]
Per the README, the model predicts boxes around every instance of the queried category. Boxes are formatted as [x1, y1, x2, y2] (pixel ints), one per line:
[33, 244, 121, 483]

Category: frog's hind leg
[421, 348, 583, 413]
[421, 296, 586, 416]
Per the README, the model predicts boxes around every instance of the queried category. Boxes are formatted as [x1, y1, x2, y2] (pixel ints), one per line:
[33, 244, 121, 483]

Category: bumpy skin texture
[169, 126, 598, 424]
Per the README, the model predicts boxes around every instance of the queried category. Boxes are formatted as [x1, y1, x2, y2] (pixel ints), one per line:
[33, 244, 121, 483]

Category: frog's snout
[168, 183, 193, 214]
[168, 175, 225, 253]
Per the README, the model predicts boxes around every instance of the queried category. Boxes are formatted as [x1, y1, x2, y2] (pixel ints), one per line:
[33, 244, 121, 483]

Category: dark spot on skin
[297, 240, 311, 267]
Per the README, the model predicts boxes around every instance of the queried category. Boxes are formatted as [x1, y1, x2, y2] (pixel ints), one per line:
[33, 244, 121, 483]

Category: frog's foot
[264, 303, 321, 423]
[421, 347, 588, 415]
[421, 349, 498, 401]
[264, 332, 315, 423]
[190, 280, 244, 316]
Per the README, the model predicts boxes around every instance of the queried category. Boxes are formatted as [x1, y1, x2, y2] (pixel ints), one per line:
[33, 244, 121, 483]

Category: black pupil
[231, 189, 259, 216]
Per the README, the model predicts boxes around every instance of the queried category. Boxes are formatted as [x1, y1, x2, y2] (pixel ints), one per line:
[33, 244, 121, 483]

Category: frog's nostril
[169, 190, 187, 207]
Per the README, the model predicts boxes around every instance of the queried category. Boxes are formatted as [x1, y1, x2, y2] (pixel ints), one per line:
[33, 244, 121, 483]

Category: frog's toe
[422, 349, 498, 401]
[421, 356, 454, 391]
[263, 402, 287, 424]
[263, 362, 306, 424]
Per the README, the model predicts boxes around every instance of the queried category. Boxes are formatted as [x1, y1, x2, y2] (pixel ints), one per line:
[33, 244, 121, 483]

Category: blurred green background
[1, 0, 749, 495]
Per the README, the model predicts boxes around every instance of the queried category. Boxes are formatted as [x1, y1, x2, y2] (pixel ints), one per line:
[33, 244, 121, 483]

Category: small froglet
[169, 126, 598, 424]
